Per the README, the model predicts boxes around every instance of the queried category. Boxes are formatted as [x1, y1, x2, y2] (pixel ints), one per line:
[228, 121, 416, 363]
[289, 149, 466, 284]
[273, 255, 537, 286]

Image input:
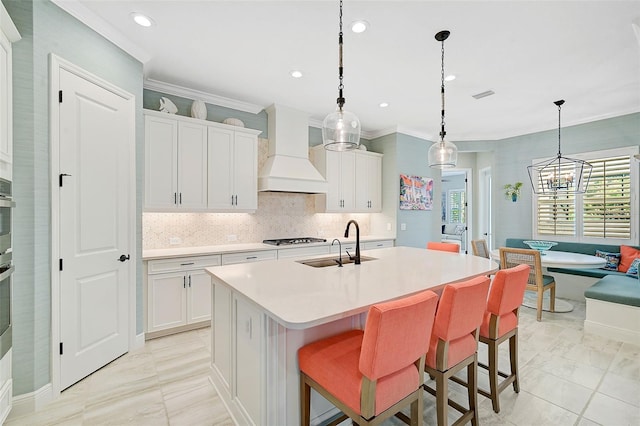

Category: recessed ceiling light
[130, 12, 155, 27]
[379, 102, 389, 108]
[444, 74, 456, 82]
[351, 20, 369, 33]
[290, 70, 303, 78]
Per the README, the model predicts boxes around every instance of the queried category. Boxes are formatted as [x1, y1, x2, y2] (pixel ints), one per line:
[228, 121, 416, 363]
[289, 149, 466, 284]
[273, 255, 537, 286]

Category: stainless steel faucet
[331, 239, 343, 267]
[344, 220, 360, 265]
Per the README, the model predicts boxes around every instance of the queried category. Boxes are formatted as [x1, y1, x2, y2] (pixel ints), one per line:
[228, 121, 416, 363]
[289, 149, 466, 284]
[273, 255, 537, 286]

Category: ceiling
[54, 0, 640, 141]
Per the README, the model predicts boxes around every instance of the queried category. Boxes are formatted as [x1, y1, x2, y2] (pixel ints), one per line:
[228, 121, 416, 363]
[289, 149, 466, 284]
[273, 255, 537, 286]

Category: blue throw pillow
[626, 258, 640, 277]
[595, 250, 621, 271]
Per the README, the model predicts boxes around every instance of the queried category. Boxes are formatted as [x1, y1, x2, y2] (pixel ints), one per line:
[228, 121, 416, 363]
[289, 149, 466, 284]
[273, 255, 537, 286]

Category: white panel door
[232, 133, 257, 210]
[58, 67, 132, 390]
[207, 127, 233, 209]
[177, 122, 207, 209]
[187, 270, 212, 323]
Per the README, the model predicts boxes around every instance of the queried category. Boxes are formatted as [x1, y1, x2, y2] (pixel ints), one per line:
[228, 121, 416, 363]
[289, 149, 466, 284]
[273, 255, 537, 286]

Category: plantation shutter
[537, 191, 576, 236]
[583, 155, 631, 239]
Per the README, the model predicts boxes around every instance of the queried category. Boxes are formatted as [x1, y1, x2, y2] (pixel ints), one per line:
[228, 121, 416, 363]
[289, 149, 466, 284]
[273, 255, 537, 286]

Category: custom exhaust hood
[258, 104, 328, 193]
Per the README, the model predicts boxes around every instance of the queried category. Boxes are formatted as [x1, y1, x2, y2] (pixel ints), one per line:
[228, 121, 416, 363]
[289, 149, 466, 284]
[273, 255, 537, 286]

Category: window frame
[532, 146, 639, 245]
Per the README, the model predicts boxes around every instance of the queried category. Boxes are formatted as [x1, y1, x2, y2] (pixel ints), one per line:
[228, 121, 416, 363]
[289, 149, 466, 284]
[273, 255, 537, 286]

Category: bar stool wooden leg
[510, 333, 520, 393]
[300, 373, 311, 426]
[488, 339, 500, 413]
[468, 357, 479, 426]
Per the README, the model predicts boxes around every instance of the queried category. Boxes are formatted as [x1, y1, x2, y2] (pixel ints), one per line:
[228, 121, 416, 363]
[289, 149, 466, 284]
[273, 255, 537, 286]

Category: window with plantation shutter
[448, 190, 465, 223]
[533, 147, 638, 244]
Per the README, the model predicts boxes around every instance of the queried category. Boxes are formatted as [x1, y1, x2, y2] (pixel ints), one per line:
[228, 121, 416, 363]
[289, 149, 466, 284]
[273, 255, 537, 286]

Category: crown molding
[365, 126, 434, 142]
[51, 0, 151, 63]
[144, 79, 265, 114]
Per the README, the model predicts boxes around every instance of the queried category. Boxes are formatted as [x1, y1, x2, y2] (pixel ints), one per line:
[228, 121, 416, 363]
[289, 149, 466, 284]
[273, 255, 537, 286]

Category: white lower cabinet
[146, 255, 221, 335]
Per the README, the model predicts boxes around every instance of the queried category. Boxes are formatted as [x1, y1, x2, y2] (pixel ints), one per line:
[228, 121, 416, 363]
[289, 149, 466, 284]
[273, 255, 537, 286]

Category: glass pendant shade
[428, 138, 458, 169]
[322, 107, 361, 151]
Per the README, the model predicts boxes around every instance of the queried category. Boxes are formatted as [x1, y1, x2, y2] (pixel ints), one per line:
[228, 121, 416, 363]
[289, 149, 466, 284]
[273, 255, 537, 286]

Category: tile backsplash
[143, 193, 371, 249]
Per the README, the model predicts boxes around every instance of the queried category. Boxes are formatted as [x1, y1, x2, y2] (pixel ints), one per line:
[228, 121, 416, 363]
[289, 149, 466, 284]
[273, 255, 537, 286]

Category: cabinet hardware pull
[183, 276, 186, 288]
[180, 262, 195, 266]
[179, 193, 182, 204]
[174, 193, 177, 204]
[246, 256, 257, 260]
[188, 275, 191, 287]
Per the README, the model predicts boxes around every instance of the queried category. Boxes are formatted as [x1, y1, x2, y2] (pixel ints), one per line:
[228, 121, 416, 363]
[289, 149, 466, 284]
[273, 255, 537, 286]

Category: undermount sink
[297, 256, 377, 268]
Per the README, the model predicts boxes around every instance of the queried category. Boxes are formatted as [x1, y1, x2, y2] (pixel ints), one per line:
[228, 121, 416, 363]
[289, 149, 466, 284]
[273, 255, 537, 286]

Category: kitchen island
[206, 246, 498, 425]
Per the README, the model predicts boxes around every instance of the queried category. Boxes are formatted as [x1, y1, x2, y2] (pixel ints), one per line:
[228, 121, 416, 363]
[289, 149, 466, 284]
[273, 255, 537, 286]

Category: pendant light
[527, 100, 592, 194]
[428, 30, 458, 169]
[322, 0, 361, 151]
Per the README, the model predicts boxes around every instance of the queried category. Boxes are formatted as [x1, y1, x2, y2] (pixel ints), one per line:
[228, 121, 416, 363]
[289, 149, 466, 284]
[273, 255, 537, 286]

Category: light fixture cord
[557, 102, 562, 156]
[440, 37, 446, 141]
[337, 0, 345, 110]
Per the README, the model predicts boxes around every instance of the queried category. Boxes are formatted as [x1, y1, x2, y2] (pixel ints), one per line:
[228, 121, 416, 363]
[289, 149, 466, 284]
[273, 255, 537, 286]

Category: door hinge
[59, 90, 63, 103]
[59, 259, 63, 271]
[59, 342, 63, 355]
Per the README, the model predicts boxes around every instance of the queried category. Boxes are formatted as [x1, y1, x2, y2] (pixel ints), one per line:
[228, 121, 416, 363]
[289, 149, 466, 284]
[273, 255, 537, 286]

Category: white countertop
[206, 246, 498, 330]
[490, 249, 607, 269]
[142, 235, 393, 260]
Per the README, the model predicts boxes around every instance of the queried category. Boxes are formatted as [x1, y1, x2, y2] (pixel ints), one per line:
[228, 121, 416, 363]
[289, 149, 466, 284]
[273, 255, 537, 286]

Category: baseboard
[134, 332, 145, 350]
[9, 383, 53, 419]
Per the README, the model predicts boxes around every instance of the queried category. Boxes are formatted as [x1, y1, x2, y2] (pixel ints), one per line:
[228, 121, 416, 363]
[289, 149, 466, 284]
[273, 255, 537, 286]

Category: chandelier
[527, 100, 592, 194]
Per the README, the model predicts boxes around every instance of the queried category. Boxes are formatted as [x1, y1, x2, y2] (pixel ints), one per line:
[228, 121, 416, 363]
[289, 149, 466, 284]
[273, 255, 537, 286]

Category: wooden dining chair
[499, 247, 556, 321]
[471, 239, 489, 258]
[427, 241, 460, 253]
[299, 290, 439, 426]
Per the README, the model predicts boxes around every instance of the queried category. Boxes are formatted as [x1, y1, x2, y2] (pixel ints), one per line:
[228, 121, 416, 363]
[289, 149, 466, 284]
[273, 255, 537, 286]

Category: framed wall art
[399, 174, 433, 210]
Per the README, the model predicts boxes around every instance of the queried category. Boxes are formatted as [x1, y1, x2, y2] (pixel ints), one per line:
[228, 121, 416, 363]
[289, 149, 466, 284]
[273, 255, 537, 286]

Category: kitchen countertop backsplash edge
[142, 235, 395, 260]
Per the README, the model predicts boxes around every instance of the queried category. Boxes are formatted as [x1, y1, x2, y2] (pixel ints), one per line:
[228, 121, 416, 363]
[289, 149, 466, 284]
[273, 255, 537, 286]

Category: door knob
[118, 254, 130, 262]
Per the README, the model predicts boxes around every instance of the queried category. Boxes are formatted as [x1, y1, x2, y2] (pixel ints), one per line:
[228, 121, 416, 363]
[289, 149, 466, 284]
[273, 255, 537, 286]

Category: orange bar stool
[427, 241, 460, 253]
[422, 276, 491, 426]
[477, 263, 530, 413]
[298, 290, 439, 426]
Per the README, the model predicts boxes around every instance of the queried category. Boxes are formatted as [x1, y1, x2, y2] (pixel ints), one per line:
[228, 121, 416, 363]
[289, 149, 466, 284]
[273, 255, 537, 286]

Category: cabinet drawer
[330, 243, 357, 255]
[277, 245, 330, 259]
[363, 240, 394, 250]
[222, 250, 277, 265]
[148, 254, 222, 274]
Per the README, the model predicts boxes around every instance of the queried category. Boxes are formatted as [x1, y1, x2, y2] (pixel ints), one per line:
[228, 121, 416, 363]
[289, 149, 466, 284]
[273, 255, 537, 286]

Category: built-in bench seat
[504, 238, 640, 343]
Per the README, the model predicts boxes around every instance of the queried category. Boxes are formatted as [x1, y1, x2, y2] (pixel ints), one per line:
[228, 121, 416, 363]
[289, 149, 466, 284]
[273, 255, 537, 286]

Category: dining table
[490, 248, 606, 312]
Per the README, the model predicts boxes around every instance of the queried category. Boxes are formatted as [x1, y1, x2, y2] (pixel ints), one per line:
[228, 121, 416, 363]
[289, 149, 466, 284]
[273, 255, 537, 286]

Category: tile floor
[5, 299, 640, 425]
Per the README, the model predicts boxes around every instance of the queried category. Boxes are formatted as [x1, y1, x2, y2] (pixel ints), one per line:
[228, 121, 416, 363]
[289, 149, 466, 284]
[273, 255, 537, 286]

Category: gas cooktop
[262, 237, 327, 246]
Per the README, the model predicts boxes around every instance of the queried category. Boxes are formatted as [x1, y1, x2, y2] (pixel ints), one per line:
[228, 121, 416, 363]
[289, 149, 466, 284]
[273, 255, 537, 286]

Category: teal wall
[4, 0, 143, 395]
[395, 134, 441, 248]
[456, 112, 640, 248]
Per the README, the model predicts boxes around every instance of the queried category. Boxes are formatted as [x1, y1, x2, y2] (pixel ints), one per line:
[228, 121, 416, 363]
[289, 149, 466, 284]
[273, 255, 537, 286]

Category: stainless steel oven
[0, 178, 14, 359]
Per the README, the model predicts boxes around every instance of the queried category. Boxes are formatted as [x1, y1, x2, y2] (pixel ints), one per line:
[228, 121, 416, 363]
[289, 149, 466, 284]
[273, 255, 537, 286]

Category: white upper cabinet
[144, 109, 260, 212]
[144, 115, 207, 210]
[207, 127, 257, 211]
[311, 146, 382, 213]
[355, 151, 382, 212]
[0, 5, 19, 181]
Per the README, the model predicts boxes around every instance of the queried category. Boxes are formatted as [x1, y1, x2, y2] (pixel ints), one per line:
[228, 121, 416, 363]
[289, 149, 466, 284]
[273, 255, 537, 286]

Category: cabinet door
[213, 283, 232, 389]
[147, 272, 187, 332]
[355, 153, 382, 212]
[235, 297, 263, 424]
[232, 133, 257, 210]
[325, 150, 343, 211]
[207, 127, 233, 209]
[187, 270, 212, 323]
[145, 116, 178, 209]
[341, 151, 356, 210]
[177, 122, 208, 209]
[0, 31, 10, 171]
